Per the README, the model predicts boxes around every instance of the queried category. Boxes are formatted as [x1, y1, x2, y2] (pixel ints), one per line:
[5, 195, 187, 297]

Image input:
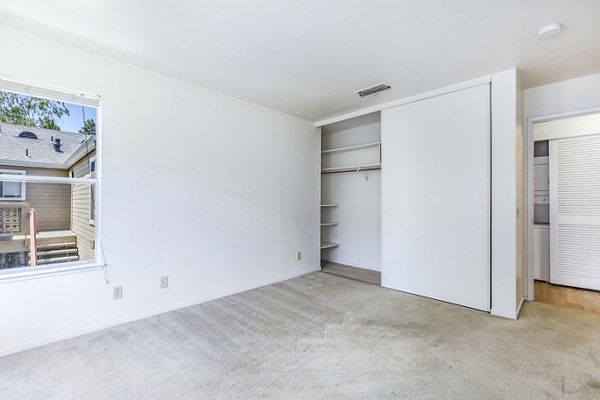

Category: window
[0, 78, 100, 276]
[0, 170, 26, 200]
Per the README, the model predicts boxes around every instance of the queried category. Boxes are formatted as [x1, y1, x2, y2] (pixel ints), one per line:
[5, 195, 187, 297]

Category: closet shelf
[320, 204, 339, 207]
[320, 222, 338, 227]
[320, 242, 339, 250]
[321, 142, 381, 155]
[321, 163, 381, 174]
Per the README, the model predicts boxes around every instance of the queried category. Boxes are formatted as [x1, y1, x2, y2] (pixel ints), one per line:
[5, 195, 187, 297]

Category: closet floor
[321, 261, 380, 285]
[534, 280, 600, 315]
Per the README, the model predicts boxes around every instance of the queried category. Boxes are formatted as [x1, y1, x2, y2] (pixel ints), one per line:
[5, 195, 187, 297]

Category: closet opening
[320, 112, 381, 285]
[527, 110, 600, 314]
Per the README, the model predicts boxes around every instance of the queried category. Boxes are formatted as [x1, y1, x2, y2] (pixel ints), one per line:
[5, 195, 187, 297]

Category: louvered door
[550, 134, 600, 290]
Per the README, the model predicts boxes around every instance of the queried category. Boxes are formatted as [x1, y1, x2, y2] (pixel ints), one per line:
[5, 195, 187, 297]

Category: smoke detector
[356, 83, 391, 98]
[538, 23, 562, 40]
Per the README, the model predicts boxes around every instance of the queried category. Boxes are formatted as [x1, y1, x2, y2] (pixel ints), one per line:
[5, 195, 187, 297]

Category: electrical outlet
[113, 286, 122, 300]
[297, 251, 302, 261]
[160, 276, 168, 289]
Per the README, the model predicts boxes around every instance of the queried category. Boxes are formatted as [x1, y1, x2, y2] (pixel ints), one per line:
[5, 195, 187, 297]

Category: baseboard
[0, 266, 320, 358]
[515, 297, 526, 318]
[490, 307, 518, 320]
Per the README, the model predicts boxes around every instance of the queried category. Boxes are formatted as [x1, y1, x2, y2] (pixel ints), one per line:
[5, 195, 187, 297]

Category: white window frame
[0, 169, 26, 201]
[0, 76, 103, 281]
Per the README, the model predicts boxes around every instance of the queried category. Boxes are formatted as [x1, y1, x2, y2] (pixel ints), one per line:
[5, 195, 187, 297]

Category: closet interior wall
[320, 112, 381, 271]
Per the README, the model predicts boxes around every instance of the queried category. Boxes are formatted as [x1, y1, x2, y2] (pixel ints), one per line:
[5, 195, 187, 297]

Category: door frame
[525, 106, 600, 300]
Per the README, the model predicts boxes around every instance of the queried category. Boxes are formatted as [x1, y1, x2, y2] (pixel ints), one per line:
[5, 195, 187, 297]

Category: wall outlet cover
[297, 251, 302, 261]
[160, 276, 169, 289]
[113, 286, 122, 300]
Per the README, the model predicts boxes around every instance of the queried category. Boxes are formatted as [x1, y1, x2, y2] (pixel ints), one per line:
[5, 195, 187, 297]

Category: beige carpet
[1, 271, 600, 399]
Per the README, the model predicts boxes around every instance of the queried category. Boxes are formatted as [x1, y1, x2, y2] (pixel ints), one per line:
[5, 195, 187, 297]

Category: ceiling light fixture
[538, 23, 562, 40]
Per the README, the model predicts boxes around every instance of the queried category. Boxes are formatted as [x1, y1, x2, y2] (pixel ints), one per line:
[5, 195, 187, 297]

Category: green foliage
[41, 118, 61, 130]
[79, 119, 96, 136]
[0, 91, 69, 130]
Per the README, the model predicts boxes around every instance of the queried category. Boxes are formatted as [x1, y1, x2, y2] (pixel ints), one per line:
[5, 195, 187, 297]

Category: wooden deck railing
[0, 202, 30, 237]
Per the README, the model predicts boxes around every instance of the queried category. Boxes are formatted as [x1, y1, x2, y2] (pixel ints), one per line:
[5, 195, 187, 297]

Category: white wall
[516, 74, 525, 311]
[0, 25, 321, 356]
[490, 69, 524, 319]
[524, 72, 600, 119]
[320, 113, 381, 270]
[534, 113, 600, 141]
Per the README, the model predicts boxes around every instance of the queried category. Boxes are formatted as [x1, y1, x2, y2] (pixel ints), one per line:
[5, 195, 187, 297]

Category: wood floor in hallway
[535, 280, 600, 315]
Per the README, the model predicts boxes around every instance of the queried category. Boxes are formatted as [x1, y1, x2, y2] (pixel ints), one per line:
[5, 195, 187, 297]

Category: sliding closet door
[381, 84, 490, 311]
[550, 134, 600, 290]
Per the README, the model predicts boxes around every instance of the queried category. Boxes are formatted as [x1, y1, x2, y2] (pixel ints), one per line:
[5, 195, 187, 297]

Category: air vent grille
[357, 83, 391, 98]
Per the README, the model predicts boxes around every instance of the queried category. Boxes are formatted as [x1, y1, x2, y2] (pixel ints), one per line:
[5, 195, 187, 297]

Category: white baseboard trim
[0, 266, 320, 358]
[515, 297, 526, 318]
[490, 307, 518, 320]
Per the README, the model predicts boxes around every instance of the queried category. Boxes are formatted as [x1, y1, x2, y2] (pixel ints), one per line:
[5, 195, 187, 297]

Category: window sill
[0, 261, 104, 283]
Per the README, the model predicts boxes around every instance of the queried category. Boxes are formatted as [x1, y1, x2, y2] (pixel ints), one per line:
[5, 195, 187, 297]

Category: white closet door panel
[381, 84, 490, 311]
[550, 134, 600, 290]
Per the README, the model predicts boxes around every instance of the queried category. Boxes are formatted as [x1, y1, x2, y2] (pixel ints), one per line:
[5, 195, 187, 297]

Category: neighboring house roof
[0, 122, 94, 169]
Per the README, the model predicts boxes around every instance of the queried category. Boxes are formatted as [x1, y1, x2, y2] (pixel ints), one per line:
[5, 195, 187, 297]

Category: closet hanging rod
[321, 164, 381, 174]
[321, 142, 381, 155]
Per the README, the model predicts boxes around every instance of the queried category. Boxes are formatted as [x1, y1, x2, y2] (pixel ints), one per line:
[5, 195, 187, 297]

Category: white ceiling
[0, 0, 599, 122]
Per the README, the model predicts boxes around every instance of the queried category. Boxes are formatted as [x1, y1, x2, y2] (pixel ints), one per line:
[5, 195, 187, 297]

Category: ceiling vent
[356, 83, 391, 98]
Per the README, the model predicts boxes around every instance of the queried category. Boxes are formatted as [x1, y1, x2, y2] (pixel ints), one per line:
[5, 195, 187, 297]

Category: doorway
[526, 110, 600, 313]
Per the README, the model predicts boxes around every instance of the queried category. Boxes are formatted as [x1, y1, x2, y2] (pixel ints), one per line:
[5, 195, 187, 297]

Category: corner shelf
[321, 142, 381, 155]
[320, 242, 339, 250]
[321, 204, 339, 207]
[320, 222, 338, 227]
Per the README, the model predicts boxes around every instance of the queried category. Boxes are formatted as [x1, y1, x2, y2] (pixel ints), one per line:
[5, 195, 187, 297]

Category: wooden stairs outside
[33, 235, 79, 265]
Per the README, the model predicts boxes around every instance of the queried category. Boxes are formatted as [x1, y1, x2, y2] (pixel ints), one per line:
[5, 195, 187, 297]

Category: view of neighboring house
[0, 122, 96, 269]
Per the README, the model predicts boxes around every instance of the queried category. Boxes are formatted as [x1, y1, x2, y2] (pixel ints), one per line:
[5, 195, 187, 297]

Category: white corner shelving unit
[320, 242, 339, 250]
[320, 204, 339, 251]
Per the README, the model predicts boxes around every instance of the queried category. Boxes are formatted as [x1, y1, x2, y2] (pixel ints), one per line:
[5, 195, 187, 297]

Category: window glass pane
[0, 90, 97, 180]
[2, 181, 21, 198]
[0, 171, 24, 199]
